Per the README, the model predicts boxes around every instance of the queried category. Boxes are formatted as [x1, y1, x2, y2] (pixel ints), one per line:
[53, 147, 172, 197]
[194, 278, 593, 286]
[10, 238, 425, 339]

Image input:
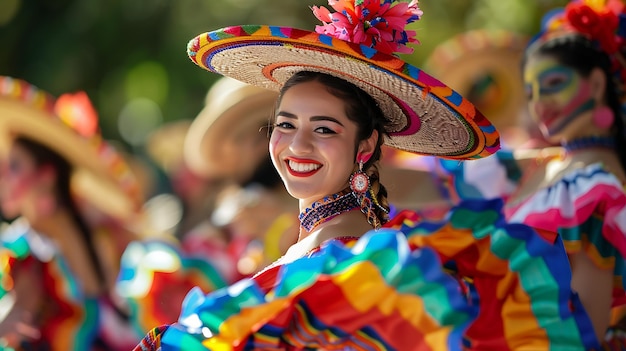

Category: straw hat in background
[423, 29, 530, 147]
[0, 76, 143, 224]
[184, 76, 279, 183]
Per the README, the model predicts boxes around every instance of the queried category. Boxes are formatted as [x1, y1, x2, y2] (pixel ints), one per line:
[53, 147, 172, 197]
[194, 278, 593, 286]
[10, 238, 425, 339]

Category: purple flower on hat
[312, 0, 423, 55]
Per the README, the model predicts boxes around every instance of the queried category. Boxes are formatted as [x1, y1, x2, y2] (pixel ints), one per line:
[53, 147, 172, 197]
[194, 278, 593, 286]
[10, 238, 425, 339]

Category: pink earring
[592, 105, 615, 129]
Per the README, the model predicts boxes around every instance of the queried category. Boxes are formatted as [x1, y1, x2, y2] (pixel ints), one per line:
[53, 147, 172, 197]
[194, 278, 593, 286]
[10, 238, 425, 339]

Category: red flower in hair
[565, 0, 622, 53]
[54, 91, 100, 138]
[312, 0, 423, 55]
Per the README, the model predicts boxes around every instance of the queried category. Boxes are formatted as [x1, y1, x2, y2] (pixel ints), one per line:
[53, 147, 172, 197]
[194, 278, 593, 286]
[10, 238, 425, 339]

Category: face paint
[524, 55, 595, 138]
[0, 145, 39, 217]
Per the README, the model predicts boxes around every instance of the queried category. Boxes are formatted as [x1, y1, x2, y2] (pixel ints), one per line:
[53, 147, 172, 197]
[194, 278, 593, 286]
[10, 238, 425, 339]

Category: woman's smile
[285, 157, 322, 177]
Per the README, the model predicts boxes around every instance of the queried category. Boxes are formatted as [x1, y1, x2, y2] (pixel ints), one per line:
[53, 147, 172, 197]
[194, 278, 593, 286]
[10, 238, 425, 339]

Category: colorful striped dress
[437, 151, 626, 347]
[0, 218, 141, 350]
[134, 199, 598, 350]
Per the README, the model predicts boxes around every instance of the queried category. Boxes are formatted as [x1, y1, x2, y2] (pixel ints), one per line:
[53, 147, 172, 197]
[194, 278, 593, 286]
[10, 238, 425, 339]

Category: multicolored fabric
[134, 325, 169, 351]
[134, 199, 598, 350]
[436, 154, 626, 330]
[506, 162, 626, 305]
[116, 239, 228, 335]
[157, 235, 476, 350]
[187, 24, 500, 160]
[393, 199, 596, 349]
[0, 219, 140, 350]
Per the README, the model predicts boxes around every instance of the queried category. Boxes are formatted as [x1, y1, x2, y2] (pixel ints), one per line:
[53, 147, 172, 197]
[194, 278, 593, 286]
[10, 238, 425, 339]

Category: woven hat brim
[0, 95, 140, 222]
[425, 30, 529, 130]
[187, 25, 500, 160]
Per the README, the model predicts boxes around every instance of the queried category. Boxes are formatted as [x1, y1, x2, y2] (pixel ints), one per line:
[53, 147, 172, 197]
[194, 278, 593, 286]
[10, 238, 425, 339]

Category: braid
[366, 162, 390, 225]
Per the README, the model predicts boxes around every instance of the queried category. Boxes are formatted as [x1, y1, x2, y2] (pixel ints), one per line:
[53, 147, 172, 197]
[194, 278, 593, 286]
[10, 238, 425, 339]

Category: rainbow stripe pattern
[158, 232, 476, 350]
[394, 198, 599, 349]
[506, 162, 626, 306]
[136, 200, 598, 350]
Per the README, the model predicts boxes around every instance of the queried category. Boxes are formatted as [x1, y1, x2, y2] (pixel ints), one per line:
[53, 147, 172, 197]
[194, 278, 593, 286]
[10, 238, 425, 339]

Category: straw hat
[186, 2, 500, 160]
[0, 76, 142, 222]
[184, 76, 278, 181]
[424, 30, 529, 132]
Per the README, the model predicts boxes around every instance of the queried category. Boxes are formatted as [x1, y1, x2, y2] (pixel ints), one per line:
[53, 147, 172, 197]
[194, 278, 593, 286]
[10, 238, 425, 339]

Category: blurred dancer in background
[0, 76, 143, 350]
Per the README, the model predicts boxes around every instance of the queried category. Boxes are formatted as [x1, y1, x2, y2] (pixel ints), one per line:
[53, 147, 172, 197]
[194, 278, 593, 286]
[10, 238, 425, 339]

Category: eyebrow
[275, 111, 345, 127]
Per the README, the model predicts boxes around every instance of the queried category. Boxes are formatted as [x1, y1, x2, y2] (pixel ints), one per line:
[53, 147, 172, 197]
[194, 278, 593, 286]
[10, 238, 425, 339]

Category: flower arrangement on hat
[312, 0, 423, 54]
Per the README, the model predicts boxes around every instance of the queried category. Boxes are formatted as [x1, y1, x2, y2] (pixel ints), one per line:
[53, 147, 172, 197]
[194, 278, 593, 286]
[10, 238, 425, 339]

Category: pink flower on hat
[312, 0, 423, 55]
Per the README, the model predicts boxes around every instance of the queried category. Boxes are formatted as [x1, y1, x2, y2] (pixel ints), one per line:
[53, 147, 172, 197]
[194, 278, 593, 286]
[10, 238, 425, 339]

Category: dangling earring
[592, 105, 615, 129]
[350, 157, 381, 228]
[350, 159, 370, 196]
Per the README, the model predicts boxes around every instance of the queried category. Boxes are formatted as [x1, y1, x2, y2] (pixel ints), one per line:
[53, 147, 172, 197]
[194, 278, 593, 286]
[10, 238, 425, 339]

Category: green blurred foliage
[0, 0, 567, 148]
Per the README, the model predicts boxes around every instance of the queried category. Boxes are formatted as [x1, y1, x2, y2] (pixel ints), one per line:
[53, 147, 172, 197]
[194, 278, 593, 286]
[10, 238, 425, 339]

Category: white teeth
[288, 160, 320, 173]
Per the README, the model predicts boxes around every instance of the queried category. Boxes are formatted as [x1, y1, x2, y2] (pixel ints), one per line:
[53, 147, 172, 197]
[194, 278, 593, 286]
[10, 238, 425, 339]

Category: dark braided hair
[276, 71, 391, 224]
[523, 34, 626, 174]
[14, 136, 107, 290]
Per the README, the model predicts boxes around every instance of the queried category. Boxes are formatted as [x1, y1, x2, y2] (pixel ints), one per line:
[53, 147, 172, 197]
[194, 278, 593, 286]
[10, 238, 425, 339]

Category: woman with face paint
[515, 1, 626, 344]
[433, 0, 626, 346]
[512, 2, 626, 343]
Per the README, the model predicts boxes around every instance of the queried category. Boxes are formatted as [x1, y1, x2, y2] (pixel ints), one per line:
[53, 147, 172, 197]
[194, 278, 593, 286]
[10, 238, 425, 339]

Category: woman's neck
[287, 210, 370, 261]
[27, 207, 75, 239]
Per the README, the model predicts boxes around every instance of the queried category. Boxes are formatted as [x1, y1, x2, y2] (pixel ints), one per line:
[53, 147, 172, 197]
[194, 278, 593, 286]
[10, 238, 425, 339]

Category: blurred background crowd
[0, 0, 586, 349]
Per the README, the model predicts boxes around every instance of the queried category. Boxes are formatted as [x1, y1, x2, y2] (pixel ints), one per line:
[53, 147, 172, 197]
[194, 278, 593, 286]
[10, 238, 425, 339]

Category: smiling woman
[134, 0, 601, 350]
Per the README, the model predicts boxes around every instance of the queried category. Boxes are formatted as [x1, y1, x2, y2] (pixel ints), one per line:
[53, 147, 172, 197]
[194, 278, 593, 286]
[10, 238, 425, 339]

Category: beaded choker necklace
[299, 188, 361, 232]
[563, 136, 615, 154]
